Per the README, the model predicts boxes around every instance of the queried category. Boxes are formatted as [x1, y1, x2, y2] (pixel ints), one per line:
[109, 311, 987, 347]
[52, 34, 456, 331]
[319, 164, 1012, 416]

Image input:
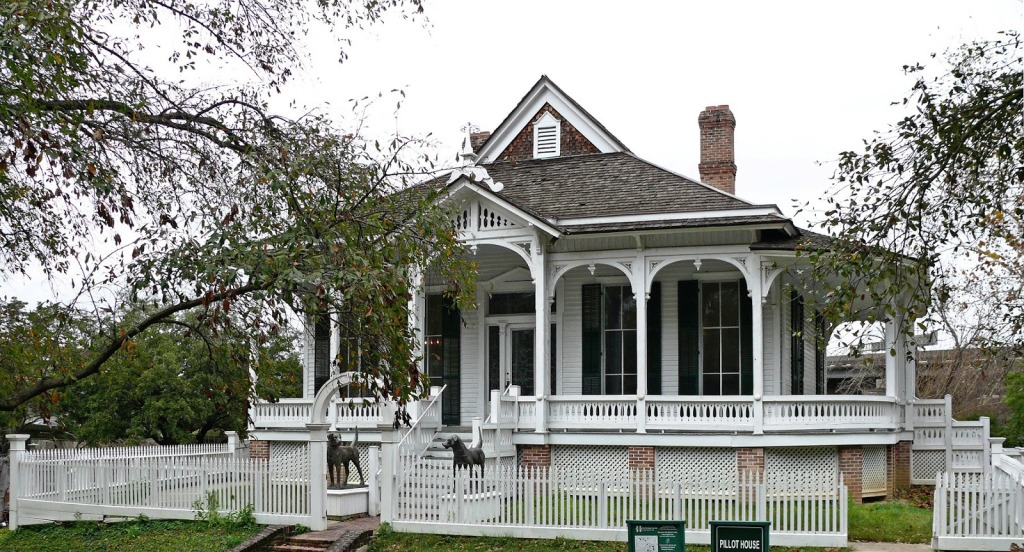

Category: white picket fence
[933, 468, 1024, 550]
[389, 450, 848, 547]
[7, 435, 313, 529]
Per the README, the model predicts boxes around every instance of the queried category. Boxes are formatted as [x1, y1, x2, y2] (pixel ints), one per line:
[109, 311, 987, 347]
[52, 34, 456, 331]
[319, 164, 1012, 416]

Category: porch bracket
[761, 262, 785, 303]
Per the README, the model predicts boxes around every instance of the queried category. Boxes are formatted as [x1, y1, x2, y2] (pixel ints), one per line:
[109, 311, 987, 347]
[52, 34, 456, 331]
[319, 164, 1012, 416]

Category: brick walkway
[298, 516, 380, 550]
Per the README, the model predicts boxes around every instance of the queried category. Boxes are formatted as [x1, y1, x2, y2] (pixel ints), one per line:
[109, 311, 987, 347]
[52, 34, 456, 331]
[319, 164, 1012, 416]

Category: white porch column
[883, 315, 904, 399]
[634, 259, 648, 434]
[746, 257, 765, 435]
[305, 423, 330, 531]
[533, 241, 549, 434]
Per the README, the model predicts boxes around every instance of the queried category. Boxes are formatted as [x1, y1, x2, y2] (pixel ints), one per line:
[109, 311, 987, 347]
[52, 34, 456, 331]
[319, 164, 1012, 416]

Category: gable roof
[475, 75, 630, 163]
[482, 152, 787, 231]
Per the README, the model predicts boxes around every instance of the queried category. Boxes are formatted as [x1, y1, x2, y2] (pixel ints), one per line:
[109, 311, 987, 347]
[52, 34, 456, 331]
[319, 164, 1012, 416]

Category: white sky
[275, 0, 1021, 221]
[2, 0, 1021, 305]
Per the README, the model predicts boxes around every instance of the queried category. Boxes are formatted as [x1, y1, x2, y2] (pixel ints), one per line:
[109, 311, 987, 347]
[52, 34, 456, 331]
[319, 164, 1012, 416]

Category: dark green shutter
[441, 297, 461, 425]
[647, 282, 662, 395]
[815, 313, 827, 395]
[314, 312, 331, 395]
[790, 291, 804, 395]
[550, 323, 557, 396]
[740, 289, 753, 395]
[582, 284, 602, 395]
[678, 281, 699, 395]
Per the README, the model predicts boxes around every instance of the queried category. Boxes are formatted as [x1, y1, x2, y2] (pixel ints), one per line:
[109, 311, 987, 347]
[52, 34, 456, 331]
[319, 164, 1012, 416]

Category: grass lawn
[848, 499, 932, 544]
[0, 519, 262, 552]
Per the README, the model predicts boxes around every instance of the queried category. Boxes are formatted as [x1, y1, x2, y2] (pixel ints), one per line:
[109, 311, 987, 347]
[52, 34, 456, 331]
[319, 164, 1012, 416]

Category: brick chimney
[698, 105, 737, 195]
[470, 131, 491, 154]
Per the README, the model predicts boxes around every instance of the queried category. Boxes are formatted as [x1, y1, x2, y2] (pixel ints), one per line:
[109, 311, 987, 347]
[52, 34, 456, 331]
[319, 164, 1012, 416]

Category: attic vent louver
[533, 112, 560, 159]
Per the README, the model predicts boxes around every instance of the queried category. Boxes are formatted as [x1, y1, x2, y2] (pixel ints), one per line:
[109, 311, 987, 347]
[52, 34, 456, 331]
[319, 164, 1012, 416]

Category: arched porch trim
[645, 254, 752, 295]
[547, 260, 636, 298]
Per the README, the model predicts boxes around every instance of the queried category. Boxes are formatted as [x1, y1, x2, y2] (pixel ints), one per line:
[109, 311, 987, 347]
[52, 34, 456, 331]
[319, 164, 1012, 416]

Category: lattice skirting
[765, 447, 838, 482]
[912, 449, 945, 483]
[656, 447, 736, 479]
[550, 445, 629, 479]
[862, 445, 887, 497]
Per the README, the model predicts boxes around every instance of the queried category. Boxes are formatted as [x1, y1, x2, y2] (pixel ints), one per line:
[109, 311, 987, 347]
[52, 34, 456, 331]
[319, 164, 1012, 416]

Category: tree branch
[0, 281, 267, 411]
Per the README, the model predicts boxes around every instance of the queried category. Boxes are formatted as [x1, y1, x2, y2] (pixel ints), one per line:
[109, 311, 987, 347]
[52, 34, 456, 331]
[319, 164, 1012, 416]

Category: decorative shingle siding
[495, 103, 599, 162]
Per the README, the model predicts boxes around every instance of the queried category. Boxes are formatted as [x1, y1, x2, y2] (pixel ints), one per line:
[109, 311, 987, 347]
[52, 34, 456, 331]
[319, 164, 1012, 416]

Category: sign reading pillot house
[627, 520, 685, 552]
[710, 521, 770, 552]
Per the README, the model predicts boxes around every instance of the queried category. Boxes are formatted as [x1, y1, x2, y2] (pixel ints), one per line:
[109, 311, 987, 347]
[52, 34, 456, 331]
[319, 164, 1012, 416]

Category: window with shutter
[581, 284, 602, 394]
[533, 112, 560, 158]
[313, 312, 331, 395]
[791, 290, 805, 395]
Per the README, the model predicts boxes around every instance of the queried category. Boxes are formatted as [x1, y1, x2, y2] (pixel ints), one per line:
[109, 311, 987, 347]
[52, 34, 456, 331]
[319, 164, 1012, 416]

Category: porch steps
[421, 428, 475, 461]
[268, 534, 332, 551]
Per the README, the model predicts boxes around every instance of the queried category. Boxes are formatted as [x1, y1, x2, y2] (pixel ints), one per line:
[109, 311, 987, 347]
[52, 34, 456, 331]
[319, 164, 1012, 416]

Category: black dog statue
[327, 430, 364, 487]
[443, 426, 485, 489]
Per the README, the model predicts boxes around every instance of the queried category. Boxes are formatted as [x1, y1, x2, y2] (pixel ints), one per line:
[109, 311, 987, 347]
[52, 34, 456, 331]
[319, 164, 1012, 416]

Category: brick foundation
[839, 446, 863, 504]
[249, 440, 269, 460]
[888, 440, 911, 495]
[628, 446, 656, 470]
[520, 444, 551, 468]
[736, 448, 764, 475]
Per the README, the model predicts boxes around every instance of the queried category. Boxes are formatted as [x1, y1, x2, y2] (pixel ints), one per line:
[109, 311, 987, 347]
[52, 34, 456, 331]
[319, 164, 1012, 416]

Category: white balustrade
[251, 399, 314, 428]
[912, 399, 947, 424]
[646, 397, 754, 431]
[762, 396, 898, 431]
[515, 397, 537, 428]
[547, 396, 637, 430]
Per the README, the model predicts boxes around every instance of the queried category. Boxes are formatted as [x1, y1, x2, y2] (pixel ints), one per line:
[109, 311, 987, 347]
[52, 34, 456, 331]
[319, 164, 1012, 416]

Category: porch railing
[761, 396, 899, 431]
[258, 393, 904, 435]
[396, 385, 446, 457]
[252, 397, 387, 430]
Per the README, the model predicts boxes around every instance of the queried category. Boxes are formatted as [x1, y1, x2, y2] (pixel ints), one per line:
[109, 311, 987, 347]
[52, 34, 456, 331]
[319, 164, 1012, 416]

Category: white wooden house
[250, 76, 971, 505]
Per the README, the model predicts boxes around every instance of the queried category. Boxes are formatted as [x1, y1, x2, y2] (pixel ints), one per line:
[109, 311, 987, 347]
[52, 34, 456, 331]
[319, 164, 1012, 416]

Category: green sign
[627, 520, 686, 552]
[710, 521, 769, 552]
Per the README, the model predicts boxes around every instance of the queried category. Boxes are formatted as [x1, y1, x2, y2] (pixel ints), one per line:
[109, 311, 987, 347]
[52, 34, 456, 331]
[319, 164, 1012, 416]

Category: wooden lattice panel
[271, 442, 309, 475]
[765, 447, 837, 483]
[912, 449, 945, 482]
[862, 445, 887, 497]
[656, 447, 736, 480]
[551, 445, 629, 479]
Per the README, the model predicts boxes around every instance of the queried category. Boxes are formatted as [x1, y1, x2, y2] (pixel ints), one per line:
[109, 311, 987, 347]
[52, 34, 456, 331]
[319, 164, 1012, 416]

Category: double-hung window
[604, 285, 638, 394]
[701, 281, 743, 395]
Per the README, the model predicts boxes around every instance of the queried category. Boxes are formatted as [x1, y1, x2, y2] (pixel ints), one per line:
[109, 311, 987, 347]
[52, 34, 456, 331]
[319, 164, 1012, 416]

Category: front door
[487, 324, 535, 407]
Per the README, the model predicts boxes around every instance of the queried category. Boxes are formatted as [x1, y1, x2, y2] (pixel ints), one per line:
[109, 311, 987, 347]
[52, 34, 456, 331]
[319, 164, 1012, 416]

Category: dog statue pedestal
[439, 490, 503, 524]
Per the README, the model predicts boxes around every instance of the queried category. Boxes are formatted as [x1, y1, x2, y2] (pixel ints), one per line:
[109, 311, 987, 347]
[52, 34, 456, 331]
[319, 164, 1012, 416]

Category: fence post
[306, 423, 330, 531]
[225, 431, 239, 457]
[944, 394, 953, 471]
[981, 416, 991, 475]
[6, 434, 29, 531]
[368, 446, 380, 517]
[378, 424, 398, 523]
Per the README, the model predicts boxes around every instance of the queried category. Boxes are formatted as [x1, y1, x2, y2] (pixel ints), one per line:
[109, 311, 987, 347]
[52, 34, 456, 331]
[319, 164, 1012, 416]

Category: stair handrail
[396, 384, 447, 457]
